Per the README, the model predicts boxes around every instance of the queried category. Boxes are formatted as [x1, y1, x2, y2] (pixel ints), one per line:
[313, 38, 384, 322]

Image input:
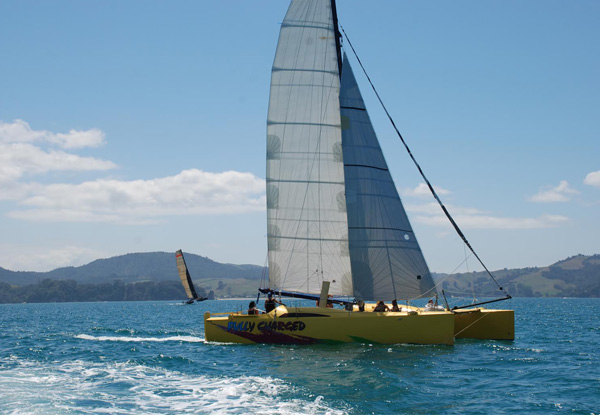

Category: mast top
[330, 0, 343, 78]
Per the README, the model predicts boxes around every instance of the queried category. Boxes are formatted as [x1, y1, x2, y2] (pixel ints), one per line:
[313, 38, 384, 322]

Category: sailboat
[204, 0, 513, 344]
[175, 250, 207, 304]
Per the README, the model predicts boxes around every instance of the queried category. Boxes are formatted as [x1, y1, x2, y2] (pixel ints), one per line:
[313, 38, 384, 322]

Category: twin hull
[205, 306, 454, 345]
[204, 306, 514, 345]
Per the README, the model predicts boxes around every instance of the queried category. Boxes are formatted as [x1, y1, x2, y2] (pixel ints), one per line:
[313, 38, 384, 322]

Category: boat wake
[0, 357, 347, 414]
[75, 334, 205, 343]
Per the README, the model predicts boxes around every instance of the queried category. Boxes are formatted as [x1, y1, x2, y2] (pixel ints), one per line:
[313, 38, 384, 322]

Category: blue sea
[0, 298, 598, 414]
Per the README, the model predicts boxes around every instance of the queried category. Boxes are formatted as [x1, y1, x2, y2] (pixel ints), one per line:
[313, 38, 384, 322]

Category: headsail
[340, 55, 436, 301]
[175, 250, 200, 301]
[266, 0, 352, 296]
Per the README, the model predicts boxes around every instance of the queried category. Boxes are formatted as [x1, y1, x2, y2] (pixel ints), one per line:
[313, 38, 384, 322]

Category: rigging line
[340, 25, 509, 297]
[453, 311, 491, 337]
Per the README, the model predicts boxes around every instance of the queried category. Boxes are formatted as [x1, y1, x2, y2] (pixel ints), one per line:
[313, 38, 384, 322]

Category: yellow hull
[204, 306, 455, 345]
[453, 308, 514, 340]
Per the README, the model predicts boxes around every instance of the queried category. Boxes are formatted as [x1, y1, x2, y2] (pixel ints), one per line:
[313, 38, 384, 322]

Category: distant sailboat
[175, 250, 207, 304]
[204, 0, 513, 344]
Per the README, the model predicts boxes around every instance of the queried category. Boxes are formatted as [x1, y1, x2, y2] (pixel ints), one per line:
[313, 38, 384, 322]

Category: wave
[74, 334, 205, 343]
[0, 358, 348, 414]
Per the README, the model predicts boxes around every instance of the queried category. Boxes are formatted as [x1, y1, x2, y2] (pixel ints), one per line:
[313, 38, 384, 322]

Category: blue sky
[1, 0, 598, 273]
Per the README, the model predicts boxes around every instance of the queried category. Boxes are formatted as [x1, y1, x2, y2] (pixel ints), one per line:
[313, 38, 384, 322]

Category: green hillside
[1, 253, 599, 303]
[435, 254, 600, 298]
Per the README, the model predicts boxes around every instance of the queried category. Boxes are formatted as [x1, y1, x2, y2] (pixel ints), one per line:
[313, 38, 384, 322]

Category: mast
[330, 0, 343, 78]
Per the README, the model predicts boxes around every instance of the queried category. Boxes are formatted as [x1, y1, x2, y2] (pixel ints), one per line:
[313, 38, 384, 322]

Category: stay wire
[340, 25, 509, 298]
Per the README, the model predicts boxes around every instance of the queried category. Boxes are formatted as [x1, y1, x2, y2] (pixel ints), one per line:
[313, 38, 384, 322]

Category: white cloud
[529, 180, 579, 203]
[0, 143, 116, 182]
[402, 182, 451, 198]
[0, 120, 116, 200]
[414, 213, 568, 229]
[407, 202, 568, 229]
[406, 202, 482, 216]
[1, 120, 266, 224]
[9, 169, 266, 224]
[584, 171, 600, 189]
[0, 119, 105, 148]
[0, 243, 107, 272]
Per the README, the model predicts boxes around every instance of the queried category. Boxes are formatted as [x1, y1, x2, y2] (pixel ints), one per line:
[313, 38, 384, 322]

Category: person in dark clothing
[264, 292, 282, 313]
[373, 300, 389, 312]
[248, 301, 259, 315]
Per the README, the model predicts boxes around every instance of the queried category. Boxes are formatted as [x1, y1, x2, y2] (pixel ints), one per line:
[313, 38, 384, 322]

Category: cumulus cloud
[402, 182, 451, 198]
[584, 171, 600, 189]
[0, 243, 107, 272]
[0, 143, 116, 181]
[0, 120, 116, 200]
[9, 169, 266, 224]
[1, 119, 266, 224]
[0, 119, 106, 148]
[529, 180, 579, 203]
[406, 202, 568, 229]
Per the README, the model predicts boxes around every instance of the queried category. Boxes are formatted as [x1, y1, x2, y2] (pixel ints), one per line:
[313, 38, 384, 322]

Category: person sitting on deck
[373, 300, 389, 312]
[264, 292, 282, 313]
[358, 300, 365, 312]
[391, 299, 400, 312]
[247, 301, 259, 315]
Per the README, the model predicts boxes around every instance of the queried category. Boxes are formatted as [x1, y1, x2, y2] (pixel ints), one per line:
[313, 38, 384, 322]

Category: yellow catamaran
[204, 0, 513, 345]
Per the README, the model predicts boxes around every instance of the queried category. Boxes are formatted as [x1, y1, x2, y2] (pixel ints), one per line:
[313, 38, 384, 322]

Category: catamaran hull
[453, 308, 514, 340]
[204, 307, 455, 345]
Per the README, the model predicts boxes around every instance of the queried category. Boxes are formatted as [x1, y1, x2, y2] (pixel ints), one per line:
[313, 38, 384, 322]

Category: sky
[1, 0, 598, 274]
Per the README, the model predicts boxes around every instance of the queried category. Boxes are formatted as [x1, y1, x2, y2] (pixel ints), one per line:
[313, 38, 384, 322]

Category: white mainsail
[266, 0, 435, 301]
[266, 0, 353, 296]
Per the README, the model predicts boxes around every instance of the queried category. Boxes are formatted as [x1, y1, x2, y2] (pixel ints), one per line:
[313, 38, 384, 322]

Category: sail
[266, 0, 353, 296]
[340, 55, 436, 301]
[175, 250, 199, 300]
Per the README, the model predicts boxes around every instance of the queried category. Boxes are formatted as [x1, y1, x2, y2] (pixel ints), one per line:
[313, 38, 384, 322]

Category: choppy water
[0, 298, 598, 414]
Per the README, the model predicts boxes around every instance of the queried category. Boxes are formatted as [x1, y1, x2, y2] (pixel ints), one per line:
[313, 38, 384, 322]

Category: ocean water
[0, 298, 598, 414]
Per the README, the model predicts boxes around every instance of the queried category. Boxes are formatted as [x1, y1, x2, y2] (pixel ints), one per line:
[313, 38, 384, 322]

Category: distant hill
[1, 252, 599, 303]
[0, 252, 267, 303]
[0, 251, 265, 286]
[434, 254, 600, 298]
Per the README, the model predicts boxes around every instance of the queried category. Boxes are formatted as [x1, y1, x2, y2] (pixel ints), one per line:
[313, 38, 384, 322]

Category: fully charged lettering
[227, 320, 306, 332]
[258, 321, 305, 332]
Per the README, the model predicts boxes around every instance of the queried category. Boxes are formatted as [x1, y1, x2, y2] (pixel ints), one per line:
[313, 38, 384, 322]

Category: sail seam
[270, 236, 348, 242]
[272, 67, 338, 75]
[344, 163, 388, 171]
[267, 179, 344, 185]
[267, 121, 340, 128]
[348, 226, 414, 232]
[281, 22, 334, 31]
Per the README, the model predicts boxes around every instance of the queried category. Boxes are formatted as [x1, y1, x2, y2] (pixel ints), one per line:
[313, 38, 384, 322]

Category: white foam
[74, 334, 205, 343]
[0, 358, 348, 415]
